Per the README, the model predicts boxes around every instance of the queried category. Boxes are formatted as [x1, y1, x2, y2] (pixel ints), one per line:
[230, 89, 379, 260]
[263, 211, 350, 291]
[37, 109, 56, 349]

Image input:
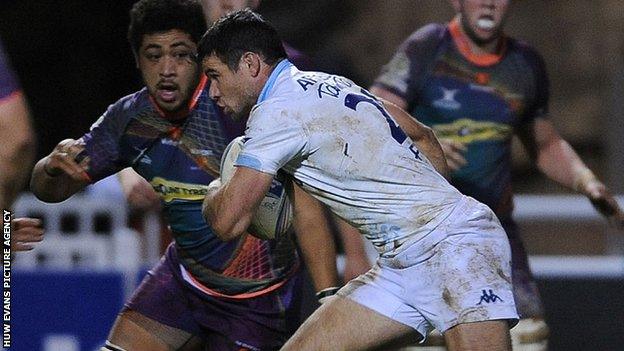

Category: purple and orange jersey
[373, 19, 549, 318]
[0, 39, 21, 102]
[373, 19, 549, 219]
[81, 76, 299, 297]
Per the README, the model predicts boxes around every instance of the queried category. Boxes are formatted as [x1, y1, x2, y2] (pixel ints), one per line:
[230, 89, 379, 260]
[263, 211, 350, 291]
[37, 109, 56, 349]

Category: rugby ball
[220, 136, 293, 240]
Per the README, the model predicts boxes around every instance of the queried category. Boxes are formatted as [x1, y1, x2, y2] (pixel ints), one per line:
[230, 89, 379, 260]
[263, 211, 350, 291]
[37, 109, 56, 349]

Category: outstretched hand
[11, 217, 44, 252]
[44, 138, 90, 182]
[583, 179, 624, 230]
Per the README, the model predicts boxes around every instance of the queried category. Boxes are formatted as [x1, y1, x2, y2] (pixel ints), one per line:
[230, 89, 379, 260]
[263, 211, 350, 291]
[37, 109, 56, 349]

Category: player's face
[202, 54, 257, 120]
[455, 0, 510, 45]
[137, 29, 200, 113]
[202, 0, 260, 23]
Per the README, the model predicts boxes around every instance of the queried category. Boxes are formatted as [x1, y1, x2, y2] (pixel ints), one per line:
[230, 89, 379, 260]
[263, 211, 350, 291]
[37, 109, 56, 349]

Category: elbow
[202, 202, 246, 241]
[422, 125, 437, 142]
[211, 216, 247, 241]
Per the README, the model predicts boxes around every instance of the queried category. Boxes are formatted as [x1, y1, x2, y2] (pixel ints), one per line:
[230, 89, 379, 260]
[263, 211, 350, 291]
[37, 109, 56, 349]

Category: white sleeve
[235, 104, 308, 175]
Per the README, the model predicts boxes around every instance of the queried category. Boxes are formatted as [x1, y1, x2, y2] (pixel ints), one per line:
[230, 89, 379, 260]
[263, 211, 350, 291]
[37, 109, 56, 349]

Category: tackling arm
[30, 139, 91, 203]
[517, 118, 624, 228]
[290, 182, 340, 292]
[334, 216, 371, 282]
[202, 166, 274, 241]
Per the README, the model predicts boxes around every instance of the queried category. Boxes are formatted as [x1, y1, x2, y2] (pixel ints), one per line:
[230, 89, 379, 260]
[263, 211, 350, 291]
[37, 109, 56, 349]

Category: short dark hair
[128, 0, 207, 55]
[197, 9, 287, 70]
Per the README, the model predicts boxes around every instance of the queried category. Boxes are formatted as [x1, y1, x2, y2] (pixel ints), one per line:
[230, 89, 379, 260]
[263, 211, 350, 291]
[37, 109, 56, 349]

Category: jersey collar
[257, 59, 293, 104]
[448, 18, 507, 67]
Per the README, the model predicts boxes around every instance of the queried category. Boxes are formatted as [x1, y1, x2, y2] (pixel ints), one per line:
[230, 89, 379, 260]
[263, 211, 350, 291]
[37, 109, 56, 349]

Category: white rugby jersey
[236, 60, 464, 256]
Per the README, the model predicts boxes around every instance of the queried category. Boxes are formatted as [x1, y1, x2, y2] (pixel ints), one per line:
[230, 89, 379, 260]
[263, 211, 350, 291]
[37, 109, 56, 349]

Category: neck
[256, 59, 289, 104]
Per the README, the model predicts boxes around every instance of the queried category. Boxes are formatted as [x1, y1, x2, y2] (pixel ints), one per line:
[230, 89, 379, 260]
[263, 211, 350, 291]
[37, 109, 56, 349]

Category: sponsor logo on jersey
[150, 177, 208, 202]
[161, 138, 180, 146]
[432, 87, 461, 110]
[189, 148, 215, 157]
[433, 118, 512, 143]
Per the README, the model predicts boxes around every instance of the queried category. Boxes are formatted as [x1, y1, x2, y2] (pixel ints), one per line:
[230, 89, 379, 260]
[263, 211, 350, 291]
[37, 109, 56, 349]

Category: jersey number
[344, 89, 420, 159]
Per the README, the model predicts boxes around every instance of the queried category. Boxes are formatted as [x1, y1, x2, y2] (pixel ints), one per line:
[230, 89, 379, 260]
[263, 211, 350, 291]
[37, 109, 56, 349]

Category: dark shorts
[502, 218, 544, 318]
[125, 243, 302, 351]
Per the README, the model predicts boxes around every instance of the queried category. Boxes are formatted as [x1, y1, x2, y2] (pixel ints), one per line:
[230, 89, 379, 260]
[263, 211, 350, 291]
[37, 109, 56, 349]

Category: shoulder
[508, 38, 548, 73]
[108, 88, 150, 115]
[91, 88, 150, 131]
[250, 98, 292, 123]
[401, 23, 447, 48]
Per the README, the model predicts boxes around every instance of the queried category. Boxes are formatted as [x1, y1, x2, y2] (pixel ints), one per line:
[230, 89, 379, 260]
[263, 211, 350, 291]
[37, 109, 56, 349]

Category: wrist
[315, 286, 340, 304]
[573, 168, 597, 193]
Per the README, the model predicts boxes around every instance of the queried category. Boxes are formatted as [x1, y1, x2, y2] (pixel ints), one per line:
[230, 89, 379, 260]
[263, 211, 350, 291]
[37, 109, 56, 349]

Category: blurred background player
[30, 0, 339, 350]
[0, 37, 43, 252]
[118, 0, 371, 283]
[370, 0, 624, 349]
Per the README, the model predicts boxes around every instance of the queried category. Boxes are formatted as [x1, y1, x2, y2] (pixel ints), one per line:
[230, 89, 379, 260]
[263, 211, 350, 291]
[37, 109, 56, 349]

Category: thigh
[193, 273, 304, 351]
[108, 310, 203, 351]
[281, 296, 420, 351]
[126, 253, 203, 335]
[444, 320, 511, 351]
[402, 208, 518, 333]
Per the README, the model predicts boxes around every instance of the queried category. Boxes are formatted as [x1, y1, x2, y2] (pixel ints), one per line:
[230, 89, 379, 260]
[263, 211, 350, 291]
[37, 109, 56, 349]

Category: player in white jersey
[199, 10, 518, 351]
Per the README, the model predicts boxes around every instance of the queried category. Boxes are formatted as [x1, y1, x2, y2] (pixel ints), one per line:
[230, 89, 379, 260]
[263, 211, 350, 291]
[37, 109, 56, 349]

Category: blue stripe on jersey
[257, 59, 293, 104]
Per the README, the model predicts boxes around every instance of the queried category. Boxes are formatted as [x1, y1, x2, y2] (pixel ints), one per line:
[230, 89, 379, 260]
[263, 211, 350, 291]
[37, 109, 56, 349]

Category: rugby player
[30, 1, 339, 350]
[0, 38, 43, 252]
[200, 0, 372, 282]
[200, 10, 518, 350]
[370, 0, 624, 349]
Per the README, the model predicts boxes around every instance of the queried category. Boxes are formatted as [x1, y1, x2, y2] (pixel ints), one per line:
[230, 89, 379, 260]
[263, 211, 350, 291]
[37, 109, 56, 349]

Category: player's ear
[133, 52, 140, 69]
[241, 52, 261, 77]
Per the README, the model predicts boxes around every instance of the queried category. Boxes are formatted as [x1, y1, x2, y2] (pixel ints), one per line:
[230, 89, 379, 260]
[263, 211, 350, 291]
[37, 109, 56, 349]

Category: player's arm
[202, 166, 274, 241]
[290, 182, 340, 294]
[334, 216, 371, 282]
[30, 138, 91, 203]
[381, 99, 450, 178]
[517, 117, 624, 228]
[372, 87, 466, 172]
[118, 168, 160, 211]
[0, 93, 35, 209]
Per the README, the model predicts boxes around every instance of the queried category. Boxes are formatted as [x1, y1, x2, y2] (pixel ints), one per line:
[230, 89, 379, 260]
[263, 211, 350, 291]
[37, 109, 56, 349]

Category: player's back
[247, 64, 464, 255]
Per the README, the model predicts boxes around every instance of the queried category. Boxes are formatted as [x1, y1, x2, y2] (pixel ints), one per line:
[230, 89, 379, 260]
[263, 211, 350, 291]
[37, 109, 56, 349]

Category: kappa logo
[432, 87, 461, 110]
[477, 289, 503, 305]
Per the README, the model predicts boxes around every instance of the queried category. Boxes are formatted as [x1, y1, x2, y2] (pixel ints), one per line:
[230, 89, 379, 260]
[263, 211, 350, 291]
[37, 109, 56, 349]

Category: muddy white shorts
[338, 196, 519, 339]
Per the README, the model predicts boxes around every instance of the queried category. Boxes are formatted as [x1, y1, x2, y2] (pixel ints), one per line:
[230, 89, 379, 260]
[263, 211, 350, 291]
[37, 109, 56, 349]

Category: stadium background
[1, 1, 623, 350]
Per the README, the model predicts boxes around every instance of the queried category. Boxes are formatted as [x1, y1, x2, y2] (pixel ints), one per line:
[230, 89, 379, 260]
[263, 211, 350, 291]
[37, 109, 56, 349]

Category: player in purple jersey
[0, 38, 43, 252]
[371, 0, 624, 349]
[30, 1, 339, 350]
